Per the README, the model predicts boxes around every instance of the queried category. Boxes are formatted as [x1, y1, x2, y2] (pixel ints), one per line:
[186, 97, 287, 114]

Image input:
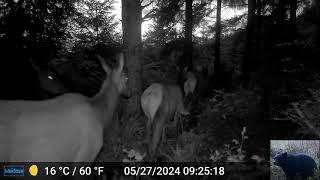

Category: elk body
[0, 53, 127, 162]
[141, 83, 189, 159]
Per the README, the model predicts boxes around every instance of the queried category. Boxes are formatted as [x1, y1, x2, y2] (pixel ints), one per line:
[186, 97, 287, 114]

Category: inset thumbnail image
[270, 140, 319, 180]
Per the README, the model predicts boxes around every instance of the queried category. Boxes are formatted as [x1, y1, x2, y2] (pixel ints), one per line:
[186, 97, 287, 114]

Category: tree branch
[142, 9, 156, 21]
[207, 16, 217, 19]
[141, 0, 154, 9]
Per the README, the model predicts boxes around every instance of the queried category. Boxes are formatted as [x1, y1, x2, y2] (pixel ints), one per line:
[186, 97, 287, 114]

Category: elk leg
[146, 118, 152, 158]
[162, 125, 166, 143]
[173, 113, 182, 136]
[150, 118, 165, 160]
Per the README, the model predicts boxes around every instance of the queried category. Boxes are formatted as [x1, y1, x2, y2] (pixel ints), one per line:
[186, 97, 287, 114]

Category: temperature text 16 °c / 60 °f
[44, 166, 104, 176]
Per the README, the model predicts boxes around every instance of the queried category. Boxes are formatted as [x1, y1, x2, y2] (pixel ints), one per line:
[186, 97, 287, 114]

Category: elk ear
[183, 66, 188, 74]
[117, 53, 124, 73]
[96, 55, 111, 75]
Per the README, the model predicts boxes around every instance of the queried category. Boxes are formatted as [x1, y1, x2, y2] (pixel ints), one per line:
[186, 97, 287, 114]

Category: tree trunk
[256, 0, 261, 50]
[178, 0, 193, 86]
[256, 0, 262, 68]
[122, 0, 142, 115]
[213, 0, 221, 87]
[241, 0, 256, 88]
[290, 0, 297, 43]
[313, 0, 320, 45]
[184, 0, 193, 70]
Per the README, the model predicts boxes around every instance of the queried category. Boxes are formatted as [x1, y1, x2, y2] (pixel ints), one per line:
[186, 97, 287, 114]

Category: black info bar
[0, 162, 269, 179]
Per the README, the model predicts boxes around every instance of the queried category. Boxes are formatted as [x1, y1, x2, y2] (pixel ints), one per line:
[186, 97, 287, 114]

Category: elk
[52, 60, 100, 96]
[141, 83, 189, 160]
[183, 71, 197, 96]
[0, 53, 127, 162]
[29, 58, 68, 99]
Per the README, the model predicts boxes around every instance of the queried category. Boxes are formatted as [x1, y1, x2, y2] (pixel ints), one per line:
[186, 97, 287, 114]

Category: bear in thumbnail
[273, 152, 317, 179]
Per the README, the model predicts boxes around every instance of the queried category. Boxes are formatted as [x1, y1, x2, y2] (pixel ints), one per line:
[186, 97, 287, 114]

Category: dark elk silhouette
[52, 59, 102, 96]
[29, 57, 103, 99]
[29, 58, 68, 99]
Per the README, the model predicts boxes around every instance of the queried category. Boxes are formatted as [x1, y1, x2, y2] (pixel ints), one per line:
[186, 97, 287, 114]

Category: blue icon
[3, 166, 24, 176]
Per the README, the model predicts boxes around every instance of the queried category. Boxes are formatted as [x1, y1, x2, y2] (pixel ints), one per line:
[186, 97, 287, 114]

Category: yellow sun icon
[29, 165, 38, 176]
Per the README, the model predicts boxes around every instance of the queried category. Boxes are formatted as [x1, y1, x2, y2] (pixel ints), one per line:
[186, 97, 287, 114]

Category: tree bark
[256, 0, 262, 66]
[290, 0, 297, 43]
[122, 0, 142, 115]
[213, 0, 221, 86]
[241, 0, 256, 88]
[184, 0, 193, 70]
[178, 0, 193, 86]
[313, 0, 320, 45]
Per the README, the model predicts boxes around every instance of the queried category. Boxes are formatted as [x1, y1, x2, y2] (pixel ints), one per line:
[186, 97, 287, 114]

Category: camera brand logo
[3, 166, 24, 176]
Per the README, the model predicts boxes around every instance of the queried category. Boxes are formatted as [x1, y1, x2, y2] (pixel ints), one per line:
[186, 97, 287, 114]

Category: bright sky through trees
[111, 0, 246, 37]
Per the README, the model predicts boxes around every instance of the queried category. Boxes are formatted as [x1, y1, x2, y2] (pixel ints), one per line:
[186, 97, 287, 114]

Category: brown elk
[0, 53, 128, 162]
[183, 71, 197, 97]
[141, 83, 190, 160]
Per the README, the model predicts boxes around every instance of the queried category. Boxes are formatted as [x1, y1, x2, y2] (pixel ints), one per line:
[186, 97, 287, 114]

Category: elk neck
[90, 77, 119, 128]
